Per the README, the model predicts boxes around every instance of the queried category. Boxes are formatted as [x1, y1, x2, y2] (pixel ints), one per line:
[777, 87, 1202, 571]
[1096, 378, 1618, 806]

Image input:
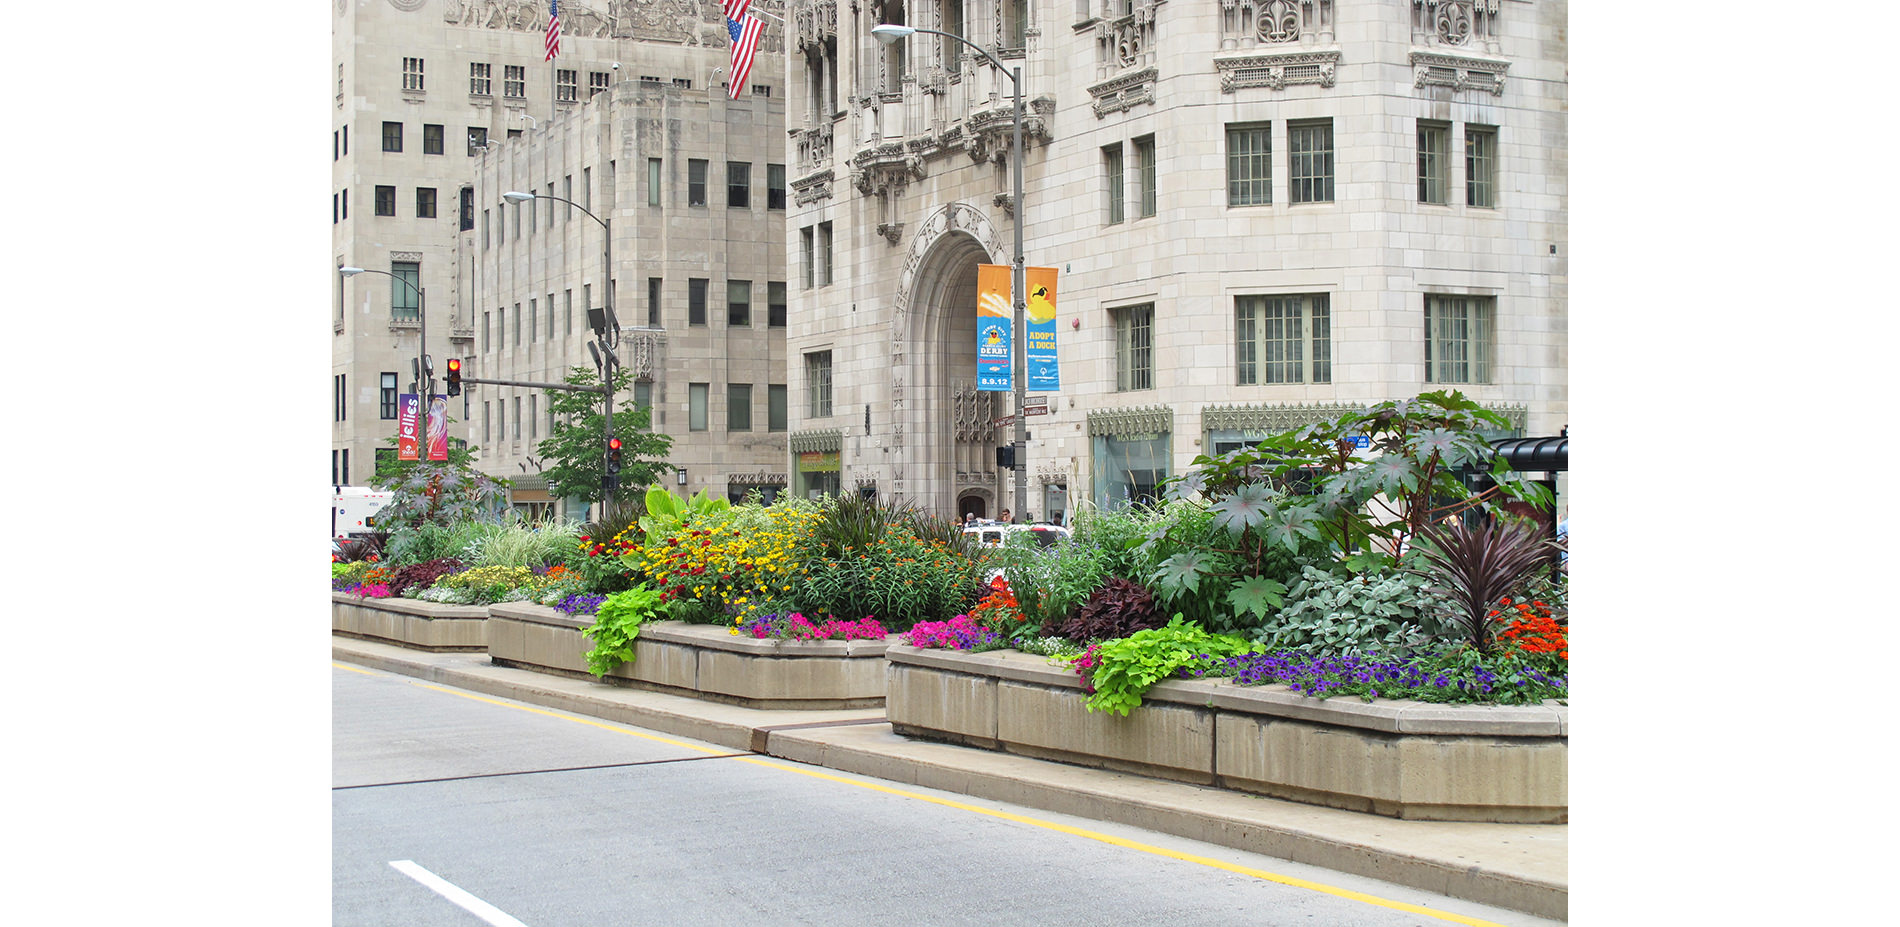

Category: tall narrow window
[380, 373, 398, 419]
[563, 175, 572, 220]
[1424, 295, 1494, 384]
[768, 281, 787, 327]
[564, 289, 573, 334]
[1103, 143, 1124, 224]
[1226, 123, 1272, 206]
[467, 126, 487, 156]
[402, 57, 424, 91]
[335, 374, 346, 422]
[1465, 125, 1497, 208]
[416, 187, 436, 218]
[648, 278, 662, 327]
[391, 261, 419, 321]
[728, 280, 752, 326]
[512, 396, 521, 439]
[528, 395, 538, 438]
[689, 278, 708, 325]
[941, 0, 964, 69]
[818, 222, 834, 286]
[805, 351, 833, 418]
[1113, 303, 1154, 392]
[728, 384, 753, 432]
[529, 297, 538, 342]
[1288, 120, 1334, 203]
[556, 69, 578, 102]
[727, 161, 751, 208]
[513, 302, 521, 345]
[648, 158, 662, 207]
[1417, 121, 1450, 205]
[1135, 135, 1157, 218]
[422, 124, 444, 155]
[689, 383, 710, 431]
[382, 121, 403, 152]
[800, 227, 816, 289]
[688, 159, 708, 206]
[767, 163, 786, 209]
[1236, 294, 1331, 385]
[768, 384, 788, 431]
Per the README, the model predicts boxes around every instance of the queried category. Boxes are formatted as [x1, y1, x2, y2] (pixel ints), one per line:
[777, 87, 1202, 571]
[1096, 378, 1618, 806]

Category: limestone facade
[782, 0, 1566, 522]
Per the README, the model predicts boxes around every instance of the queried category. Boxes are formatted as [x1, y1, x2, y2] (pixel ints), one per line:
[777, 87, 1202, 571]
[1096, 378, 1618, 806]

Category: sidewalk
[333, 636, 1567, 921]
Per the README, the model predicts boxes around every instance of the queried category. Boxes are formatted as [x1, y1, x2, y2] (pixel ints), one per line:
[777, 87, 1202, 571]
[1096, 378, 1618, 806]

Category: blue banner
[1025, 266, 1059, 391]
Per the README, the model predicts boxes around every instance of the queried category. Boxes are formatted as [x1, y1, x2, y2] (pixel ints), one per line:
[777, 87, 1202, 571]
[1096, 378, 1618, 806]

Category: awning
[1490, 436, 1568, 472]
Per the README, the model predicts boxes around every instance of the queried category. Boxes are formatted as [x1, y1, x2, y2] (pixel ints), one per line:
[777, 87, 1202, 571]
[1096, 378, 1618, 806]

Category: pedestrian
[999, 508, 1012, 524]
[963, 513, 975, 527]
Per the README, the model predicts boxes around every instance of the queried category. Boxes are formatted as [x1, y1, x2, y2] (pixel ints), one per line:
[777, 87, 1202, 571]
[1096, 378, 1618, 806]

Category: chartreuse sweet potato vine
[582, 584, 664, 677]
[1077, 617, 1260, 716]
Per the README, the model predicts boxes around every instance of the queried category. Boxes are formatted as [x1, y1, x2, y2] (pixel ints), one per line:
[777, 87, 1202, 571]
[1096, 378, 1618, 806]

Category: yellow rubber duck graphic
[984, 325, 1005, 346]
[1027, 284, 1055, 323]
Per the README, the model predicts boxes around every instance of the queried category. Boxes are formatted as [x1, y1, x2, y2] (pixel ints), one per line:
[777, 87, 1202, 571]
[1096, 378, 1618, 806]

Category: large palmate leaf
[1409, 428, 1467, 467]
[1226, 575, 1287, 623]
[1209, 482, 1276, 537]
[1260, 503, 1324, 553]
[1152, 550, 1215, 598]
[1364, 455, 1421, 497]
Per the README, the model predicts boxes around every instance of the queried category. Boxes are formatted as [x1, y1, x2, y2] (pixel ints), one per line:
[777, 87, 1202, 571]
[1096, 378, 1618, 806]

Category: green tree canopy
[535, 365, 674, 505]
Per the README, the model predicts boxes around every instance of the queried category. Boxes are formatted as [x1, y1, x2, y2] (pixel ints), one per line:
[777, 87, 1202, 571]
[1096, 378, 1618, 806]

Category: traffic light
[607, 436, 624, 472]
[445, 358, 462, 396]
[996, 445, 1015, 469]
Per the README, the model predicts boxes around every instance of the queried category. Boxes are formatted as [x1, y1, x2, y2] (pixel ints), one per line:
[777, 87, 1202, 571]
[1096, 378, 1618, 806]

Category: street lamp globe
[502, 191, 536, 202]
[871, 24, 916, 44]
[338, 266, 367, 276]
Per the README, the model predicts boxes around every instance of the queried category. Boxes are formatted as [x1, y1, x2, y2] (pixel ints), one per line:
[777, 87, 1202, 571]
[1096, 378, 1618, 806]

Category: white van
[961, 522, 1072, 549]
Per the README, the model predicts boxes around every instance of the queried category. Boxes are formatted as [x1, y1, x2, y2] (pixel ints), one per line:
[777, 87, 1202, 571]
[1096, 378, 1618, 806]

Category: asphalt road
[334, 663, 1562, 927]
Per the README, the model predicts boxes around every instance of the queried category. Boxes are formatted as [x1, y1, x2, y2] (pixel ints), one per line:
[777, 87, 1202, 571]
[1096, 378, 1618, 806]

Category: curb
[333, 637, 1567, 921]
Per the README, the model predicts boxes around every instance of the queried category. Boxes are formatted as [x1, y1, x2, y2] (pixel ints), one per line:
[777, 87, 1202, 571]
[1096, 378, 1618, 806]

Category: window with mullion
[728, 383, 753, 432]
[503, 65, 526, 99]
[1135, 135, 1156, 218]
[688, 159, 708, 206]
[391, 261, 420, 321]
[1424, 295, 1493, 384]
[380, 373, 399, 419]
[1114, 304, 1154, 392]
[1103, 143, 1125, 224]
[727, 161, 751, 208]
[1465, 125, 1497, 208]
[1236, 294, 1330, 385]
[1226, 124, 1272, 206]
[728, 279, 752, 326]
[689, 278, 708, 325]
[806, 351, 833, 418]
[1417, 121, 1449, 205]
[1289, 120, 1333, 203]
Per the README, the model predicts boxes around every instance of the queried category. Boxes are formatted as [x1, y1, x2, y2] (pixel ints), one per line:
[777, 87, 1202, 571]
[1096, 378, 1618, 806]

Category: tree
[536, 365, 674, 505]
[369, 420, 510, 530]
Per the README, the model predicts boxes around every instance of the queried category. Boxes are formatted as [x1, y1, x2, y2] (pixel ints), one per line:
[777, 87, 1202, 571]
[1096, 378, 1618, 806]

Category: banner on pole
[1025, 266, 1059, 391]
[397, 393, 421, 461]
[427, 395, 449, 461]
[976, 264, 1012, 392]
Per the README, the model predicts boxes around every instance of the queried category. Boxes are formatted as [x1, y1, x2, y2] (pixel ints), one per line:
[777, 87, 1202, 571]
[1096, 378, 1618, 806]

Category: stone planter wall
[887, 645, 1567, 824]
[487, 603, 891, 709]
[331, 592, 488, 652]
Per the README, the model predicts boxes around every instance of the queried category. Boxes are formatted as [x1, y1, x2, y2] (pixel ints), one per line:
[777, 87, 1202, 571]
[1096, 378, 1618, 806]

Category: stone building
[330, 0, 789, 516]
[781, 0, 1566, 522]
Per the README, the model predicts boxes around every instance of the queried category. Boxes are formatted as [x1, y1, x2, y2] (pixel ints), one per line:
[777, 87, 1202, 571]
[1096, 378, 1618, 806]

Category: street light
[503, 190, 620, 514]
[339, 263, 431, 404]
[873, 24, 1029, 524]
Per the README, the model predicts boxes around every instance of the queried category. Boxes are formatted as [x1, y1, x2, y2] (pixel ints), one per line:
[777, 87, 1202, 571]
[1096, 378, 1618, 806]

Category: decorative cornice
[1087, 66, 1158, 118]
[727, 471, 789, 485]
[1201, 401, 1529, 435]
[789, 429, 844, 453]
[1409, 49, 1508, 95]
[1087, 404, 1174, 437]
[790, 168, 834, 205]
[390, 250, 423, 262]
[1216, 49, 1340, 93]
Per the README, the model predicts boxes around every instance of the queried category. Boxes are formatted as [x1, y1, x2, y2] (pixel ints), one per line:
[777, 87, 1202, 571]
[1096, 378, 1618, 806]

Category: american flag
[727, 13, 764, 99]
[545, 1, 562, 61]
[722, 0, 751, 21]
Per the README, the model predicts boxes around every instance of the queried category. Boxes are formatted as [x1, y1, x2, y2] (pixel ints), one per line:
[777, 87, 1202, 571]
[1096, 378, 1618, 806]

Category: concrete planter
[330, 592, 488, 652]
[487, 603, 892, 709]
[886, 645, 1567, 824]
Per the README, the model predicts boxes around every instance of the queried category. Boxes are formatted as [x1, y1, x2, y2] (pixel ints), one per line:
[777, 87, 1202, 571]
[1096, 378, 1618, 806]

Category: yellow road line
[406, 677, 1514, 927]
[333, 662, 381, 676]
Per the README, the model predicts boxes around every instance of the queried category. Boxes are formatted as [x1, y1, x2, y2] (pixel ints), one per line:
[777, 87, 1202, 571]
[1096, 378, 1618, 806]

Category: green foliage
[1082, 617, 1259, 716]
[992, 531, 1109, 633]
[471, 520, 583, 570]
[372, 460, 509, 533]
[582, 584, 664, 676]
[1068, 503, 1178, 582]
[637, 483, 731, 539]
[435, 565, 538, 602]
[791, 527, 985, 632]
[385, 520, 493, 568]
[806, 492, 913, 558]
[536, 365, 674, 505]
[1258, 565, 1453, 658]
[1407, 518, 1557, 654]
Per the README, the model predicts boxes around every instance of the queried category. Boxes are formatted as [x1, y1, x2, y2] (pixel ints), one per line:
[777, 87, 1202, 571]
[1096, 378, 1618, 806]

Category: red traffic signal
[607, 436, 624, 471]
[445, 358, 463, 396]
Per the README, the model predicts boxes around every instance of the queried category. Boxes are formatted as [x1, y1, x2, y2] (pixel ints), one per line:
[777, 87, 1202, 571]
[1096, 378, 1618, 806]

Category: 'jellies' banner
[427, 395, 449, 461]
[398, 393, 421, 461]
[976, 264, 1012, 391]
[1025, 266, 1059, 391]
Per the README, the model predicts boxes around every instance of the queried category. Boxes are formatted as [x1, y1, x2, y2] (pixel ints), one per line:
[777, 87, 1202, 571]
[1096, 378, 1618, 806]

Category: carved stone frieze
[793, 0, 837, 51]
[1087, 66, 1158, 118]
[1216, 50, 1339, 93]
[796, 122, 834, 171]
[849, 143, 925, 196]
[625, 330, 662, 380]
[389, 251, 423, 262]
[388, 0, 427, 12]
[791, 168, 835, 204]
[1087, 405, 1173, 438]
[1409, 50, 1508, 95]
[445, 1, 616, 38]
[789, 428, 845, 454]
[964, 97, 1055, 162]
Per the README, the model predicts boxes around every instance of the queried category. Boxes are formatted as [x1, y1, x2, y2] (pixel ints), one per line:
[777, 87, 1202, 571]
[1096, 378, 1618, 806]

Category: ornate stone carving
[796, 122, 833, 172]
[1087, 67, 1158, 118]
[793, 0, 838, 50]
[1086, 405, 1173, 438]
[791, 168, 835, 204]
[1409, 50, 1507, 95]
[992, 192, 1014, 218]
[875, 222, 905, 246]
[964, 97, 1054, 161]
[789, 428, 844, 453]
[389, 251, 423, 262]
[728, 471, 789, 484]
[849, 143, 925, 196]
[625, 330, 662, 380]
[388, 0, 427, 12]
[953, 380, 997, 443]
[445, 0, 613, 36]
[1411, 1, 1501, 53]
[1216, 50, 1339, 93]
[1201, 401, 1526, 434]
[1219, 1, 1334, 52]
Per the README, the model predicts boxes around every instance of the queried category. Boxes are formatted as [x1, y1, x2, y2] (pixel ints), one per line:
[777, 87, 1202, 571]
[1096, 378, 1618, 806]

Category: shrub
[635, 499, 825, 625]
[791, 525, 986, 632]
[1074, 617, 1258, 715]
[1409, 518, 1559, 654]
[1256, 565, 1452, 658]
[1057, 576, 1164, 642]
[582, 585, 664, 676]
[474, 520, 583, 570]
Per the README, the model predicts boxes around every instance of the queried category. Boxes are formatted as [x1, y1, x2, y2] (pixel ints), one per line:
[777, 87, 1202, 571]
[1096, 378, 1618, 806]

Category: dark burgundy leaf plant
[1409, 518, 1556, 654]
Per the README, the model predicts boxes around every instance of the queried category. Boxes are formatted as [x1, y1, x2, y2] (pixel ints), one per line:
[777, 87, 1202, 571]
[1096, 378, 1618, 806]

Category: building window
[1113, 303, 1154, 391]
[556, 69, 578, 102]
[647, 158, 662, 207]
[483, 402, 491, 443]
[633, 381, 652, 411]
[341, 449, 350, 485]
[1424, 295, 1493, 384]
[497, 399, 506, 442]
[1417, 121, 1449, 205]
[391, 261, 420, 321]
[689, 383, 710, 431]
[333, 193, 339, 224]
[818, 222, 833, 286]
[529, 395, 537, 438]
[482, 311, 491, 352]
[529, 297, 538, 342]
[341, 188, 348, 219]
[459, 187, 475, 230]
[503, 65, 526, 99]
[416, 187, 437, 218]
[647, 278, 662, 327]
[728, 279, 752, 326]
[688, 159, 708, 206]
[1094, 433, 1169, 510]
[1466, 124, 1497, 208]
[512, 396, 521, 439]
[589, 71, 610, 97]
[800, 227, 815, 289]
[1103, 143, 1124, 224]
[402, 57, 424, 91]
[1226, 123, 1272, 206]
[1134, 135, 1156, 218]
[1236, 294, 1331, 385]
[768, 281, 787, 327]
[1288, 119, 1334, 204]
[767, 163, 786, 210]
[470, 63, 491, 96]
[467, 126, 487, 156]
[689, 278, 708, 325]
[334, 130, 340, 161]
[379, 373, 399, 419]
[805, 351, 833, 418]
[752, 84, 772, 97]
[423, 123, 444, 155]
[768, 384, 788, 431]
[335, 374, 346, 422]
[565, 289, 574, 333]
[381, 121, 402, 152]
[728, 384, 753, 432]
[513, 302, 521, 345]
[728, 161, 751, 208]
[673, 78, 693, 90]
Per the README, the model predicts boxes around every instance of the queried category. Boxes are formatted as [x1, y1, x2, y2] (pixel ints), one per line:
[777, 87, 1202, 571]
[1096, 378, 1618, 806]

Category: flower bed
[486, 603, 893, 709]
[885, 644, 1567, 824]
[330, 592, 488, 652]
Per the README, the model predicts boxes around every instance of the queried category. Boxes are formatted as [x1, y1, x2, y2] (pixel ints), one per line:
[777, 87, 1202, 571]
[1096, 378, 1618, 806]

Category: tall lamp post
[502, 190, 619, 514]
[873, 23, 1029, 524]
[339, 263, 432, 421]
